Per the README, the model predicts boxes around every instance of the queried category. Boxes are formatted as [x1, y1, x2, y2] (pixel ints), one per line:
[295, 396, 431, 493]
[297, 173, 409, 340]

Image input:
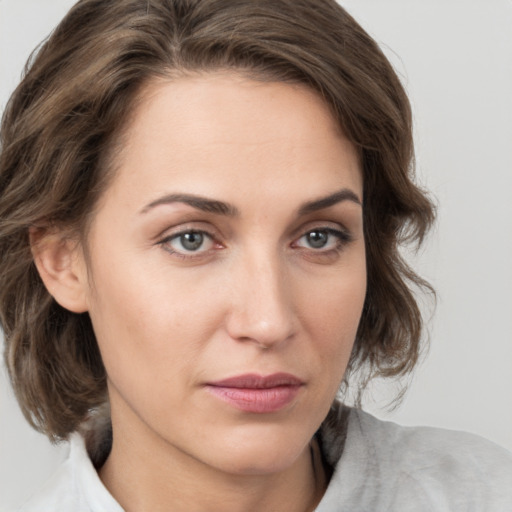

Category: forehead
[100, 72, 362, 215]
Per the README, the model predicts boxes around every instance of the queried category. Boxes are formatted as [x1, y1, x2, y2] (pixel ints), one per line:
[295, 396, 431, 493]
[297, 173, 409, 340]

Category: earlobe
[29, 228, 89, 313]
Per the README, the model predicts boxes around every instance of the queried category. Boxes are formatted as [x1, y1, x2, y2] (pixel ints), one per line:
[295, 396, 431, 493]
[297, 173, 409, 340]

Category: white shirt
[17, 406, 512, 511]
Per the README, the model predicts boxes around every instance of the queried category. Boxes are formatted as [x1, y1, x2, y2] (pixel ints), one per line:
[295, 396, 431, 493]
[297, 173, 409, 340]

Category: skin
[37, 73, 366, 511]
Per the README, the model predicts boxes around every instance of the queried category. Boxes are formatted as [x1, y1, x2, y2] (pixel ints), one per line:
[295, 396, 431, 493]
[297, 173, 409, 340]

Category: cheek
[298, 258, 367, 383]
[304, 265, 366, 337]
[84, 246, 223, 397]
[272, 255, 367, 440]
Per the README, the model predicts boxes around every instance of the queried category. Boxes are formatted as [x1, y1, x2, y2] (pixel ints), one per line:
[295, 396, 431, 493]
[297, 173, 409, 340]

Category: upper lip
[207, 373, 304, 389]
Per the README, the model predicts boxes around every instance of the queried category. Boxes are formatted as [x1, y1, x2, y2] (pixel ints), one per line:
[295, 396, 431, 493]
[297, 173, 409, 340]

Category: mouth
[205, 373, 304, 413]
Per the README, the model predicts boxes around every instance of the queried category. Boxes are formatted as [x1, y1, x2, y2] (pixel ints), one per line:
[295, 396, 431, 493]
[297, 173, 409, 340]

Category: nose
[225, 249, 297, 349]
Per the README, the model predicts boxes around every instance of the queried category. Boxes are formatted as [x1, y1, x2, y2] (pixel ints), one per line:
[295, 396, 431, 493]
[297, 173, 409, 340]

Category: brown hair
[0, 0, 434, 442]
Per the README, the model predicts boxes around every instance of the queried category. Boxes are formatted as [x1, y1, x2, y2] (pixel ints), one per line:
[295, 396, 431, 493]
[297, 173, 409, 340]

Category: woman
[1, 0, 511, 510]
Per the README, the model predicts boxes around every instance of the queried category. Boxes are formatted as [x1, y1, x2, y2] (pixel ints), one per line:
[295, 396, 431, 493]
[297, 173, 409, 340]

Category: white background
[1, 0, 511, 509]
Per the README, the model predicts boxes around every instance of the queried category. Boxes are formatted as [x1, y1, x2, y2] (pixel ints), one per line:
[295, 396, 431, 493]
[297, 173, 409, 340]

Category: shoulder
[353, 406, 512, 466]
[16, 434, 122, 512]
[318, 404, 512, 511]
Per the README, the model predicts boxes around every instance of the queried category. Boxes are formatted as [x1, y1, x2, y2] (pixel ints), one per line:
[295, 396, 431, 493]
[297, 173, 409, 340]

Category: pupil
[181, 232, 203, 251]
[307, 230, 328, 248]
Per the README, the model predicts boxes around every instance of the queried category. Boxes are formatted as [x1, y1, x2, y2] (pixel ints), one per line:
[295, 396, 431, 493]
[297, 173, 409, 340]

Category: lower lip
[205, 385, 301, 413]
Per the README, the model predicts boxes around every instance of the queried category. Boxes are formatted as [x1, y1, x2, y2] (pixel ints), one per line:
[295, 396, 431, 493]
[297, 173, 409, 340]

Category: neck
[100, 431, 325, 512]
[98, 403, 327, 512]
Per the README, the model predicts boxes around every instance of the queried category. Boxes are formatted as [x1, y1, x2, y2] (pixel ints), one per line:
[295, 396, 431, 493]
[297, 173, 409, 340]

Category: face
[79, 73, 366, 475]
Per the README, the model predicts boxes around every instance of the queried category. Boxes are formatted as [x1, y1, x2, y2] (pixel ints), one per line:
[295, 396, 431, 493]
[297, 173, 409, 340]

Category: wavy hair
[0, 0, 435, 442]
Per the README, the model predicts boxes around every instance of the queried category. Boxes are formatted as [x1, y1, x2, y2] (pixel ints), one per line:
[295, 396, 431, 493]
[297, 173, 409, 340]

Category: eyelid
[293, 228, 350, 246]
[152, 218, 220, 241]
[157, 223, 224, 259]
[155, 220, 354, 261]
[290, 222, 354, 259]
[291, 220, 352, 241]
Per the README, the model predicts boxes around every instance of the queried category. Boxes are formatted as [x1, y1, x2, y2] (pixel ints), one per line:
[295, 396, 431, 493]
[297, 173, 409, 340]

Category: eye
[294, 228, 350, 251]
[161, 230, 215, 255]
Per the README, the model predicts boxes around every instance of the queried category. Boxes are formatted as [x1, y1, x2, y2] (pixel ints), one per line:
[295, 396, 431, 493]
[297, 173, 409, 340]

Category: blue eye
[164, 231, 214, 254]
[304, 230, 330, 249]
[296, 228, 349, 251]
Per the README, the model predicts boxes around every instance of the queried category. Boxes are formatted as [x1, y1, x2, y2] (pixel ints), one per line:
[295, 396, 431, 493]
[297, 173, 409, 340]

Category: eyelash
[292, 228, 352, 252]
[159, 229, 220, 260]
[158, 226, 352, 260]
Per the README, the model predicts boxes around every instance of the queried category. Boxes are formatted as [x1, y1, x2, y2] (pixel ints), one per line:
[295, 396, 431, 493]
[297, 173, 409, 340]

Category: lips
[205, 373, 304, 413]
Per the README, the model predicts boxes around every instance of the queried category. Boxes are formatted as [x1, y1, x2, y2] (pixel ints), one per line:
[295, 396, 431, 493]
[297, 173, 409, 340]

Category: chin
[198, 423, 312, 476]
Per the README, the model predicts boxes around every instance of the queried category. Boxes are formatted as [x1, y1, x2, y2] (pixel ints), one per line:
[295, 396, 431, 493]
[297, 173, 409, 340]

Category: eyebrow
[298, 188, 362, 215]
[140, 193, 240, 216]
[140, 188, 361, 217]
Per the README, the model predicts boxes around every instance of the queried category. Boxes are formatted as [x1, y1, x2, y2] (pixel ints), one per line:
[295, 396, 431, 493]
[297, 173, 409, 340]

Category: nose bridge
[226, 243, 296, 347]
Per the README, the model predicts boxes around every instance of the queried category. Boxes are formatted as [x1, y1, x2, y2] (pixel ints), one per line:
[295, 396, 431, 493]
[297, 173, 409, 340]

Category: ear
[29, 227, 89, 313]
